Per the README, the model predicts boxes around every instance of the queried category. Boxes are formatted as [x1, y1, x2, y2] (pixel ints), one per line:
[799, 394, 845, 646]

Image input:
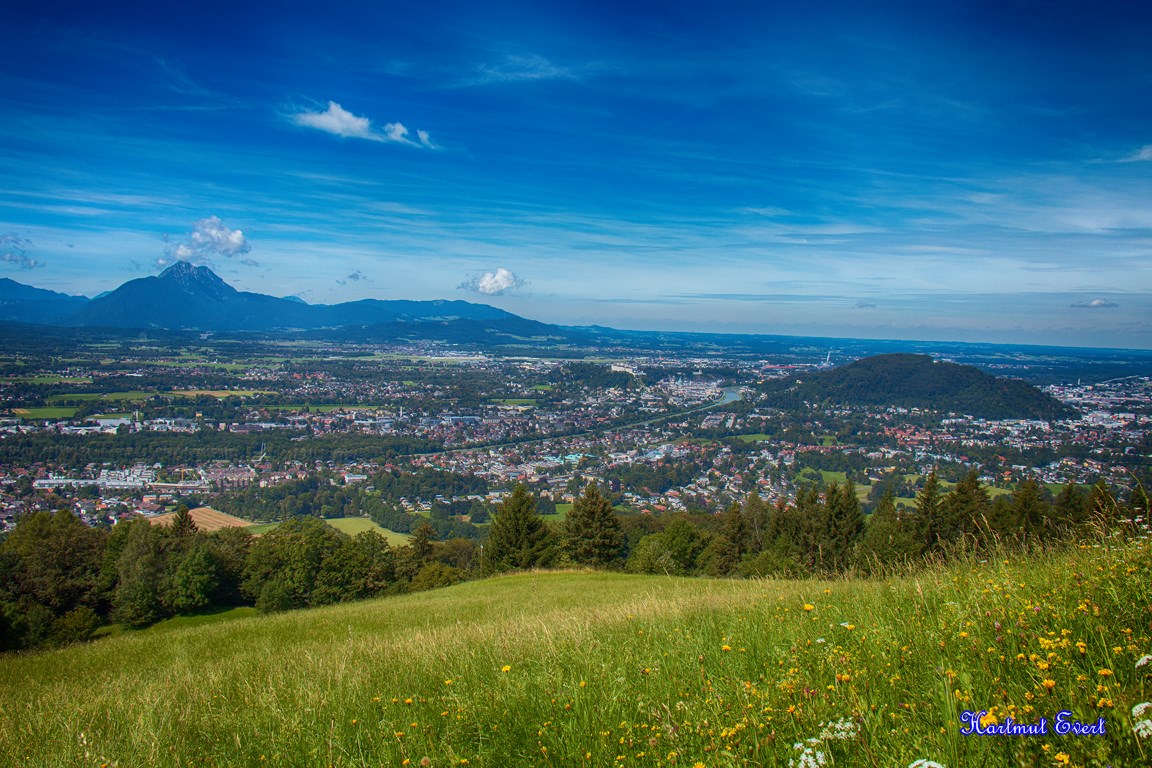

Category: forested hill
[762, 353, 1074, 420]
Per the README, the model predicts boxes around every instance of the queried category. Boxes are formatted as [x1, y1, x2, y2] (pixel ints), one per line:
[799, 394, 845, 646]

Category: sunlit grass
[1, 539, 1149, 767]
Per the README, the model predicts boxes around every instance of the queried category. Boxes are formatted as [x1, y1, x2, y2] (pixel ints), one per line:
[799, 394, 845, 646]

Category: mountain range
[1, 262, 550, 337]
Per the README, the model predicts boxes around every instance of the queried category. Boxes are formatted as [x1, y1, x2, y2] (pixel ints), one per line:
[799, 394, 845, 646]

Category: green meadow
[246, 517, 412, 546]
[1, 539, 1150, 767]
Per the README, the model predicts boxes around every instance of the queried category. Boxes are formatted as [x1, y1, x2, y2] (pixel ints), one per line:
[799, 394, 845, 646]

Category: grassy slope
[1, 541, 1150, 767]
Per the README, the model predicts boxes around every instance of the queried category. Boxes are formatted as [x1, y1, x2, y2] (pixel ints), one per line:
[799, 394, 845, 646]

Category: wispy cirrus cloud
[1119, 144, 1152, 163]
[291, 101, 437, 148]
[453, 54, 603, 88]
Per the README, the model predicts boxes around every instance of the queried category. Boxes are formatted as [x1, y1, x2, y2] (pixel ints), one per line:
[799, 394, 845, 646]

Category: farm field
[1, 538, 1148, 767]
[11, 407, 77, 419]
[246, 517, 412, 546]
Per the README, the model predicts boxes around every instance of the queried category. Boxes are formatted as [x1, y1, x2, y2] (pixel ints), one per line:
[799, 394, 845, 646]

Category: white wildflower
[1133, 719, 1152, 740]
[789, 742, 828, 768]
[1136, 654, 1152, 669]
[818, 717, 859, 741]
[909, 761, 947, 768]
[1134, 701, 1152, 719]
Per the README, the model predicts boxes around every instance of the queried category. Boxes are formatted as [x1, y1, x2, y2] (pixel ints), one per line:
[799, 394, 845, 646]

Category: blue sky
[2, 1, 1151, 349]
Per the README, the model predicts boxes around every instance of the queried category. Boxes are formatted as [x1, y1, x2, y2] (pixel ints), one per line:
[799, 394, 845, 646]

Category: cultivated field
[1, 539, 1149, 767]
[149, 507, 252, 532]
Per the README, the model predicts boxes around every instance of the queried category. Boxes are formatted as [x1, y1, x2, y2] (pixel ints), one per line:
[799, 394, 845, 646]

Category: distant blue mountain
[0, 277, 89, 323]
[64, 262, 519, 332]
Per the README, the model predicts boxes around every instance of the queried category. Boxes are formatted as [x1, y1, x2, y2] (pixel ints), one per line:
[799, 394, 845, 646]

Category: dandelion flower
[501, 665, 511, 673]
[1042, 679, 1056, 691]
[804, 604, 815, 612]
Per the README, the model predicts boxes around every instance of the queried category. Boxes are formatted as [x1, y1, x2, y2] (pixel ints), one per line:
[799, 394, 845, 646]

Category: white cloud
[292, 101, 438, 148]
[459, 267, 526, 295]
[1070, 298, 1119, 309]
[1120, 144, 1152, 163]
[293, 101, 382, 141]
[0, 233, 40, 270]
[160, 216, 251, 268]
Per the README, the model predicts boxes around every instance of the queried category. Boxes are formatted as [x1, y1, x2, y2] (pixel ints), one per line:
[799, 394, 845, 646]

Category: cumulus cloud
[158, 216, 251, 269]
[1120, 144, 1152, 163]
[0, 233, 40, 270]
[1070, 298, 1119, 309]
[292, 101, 437, 148]
[459, 267, 526, 295]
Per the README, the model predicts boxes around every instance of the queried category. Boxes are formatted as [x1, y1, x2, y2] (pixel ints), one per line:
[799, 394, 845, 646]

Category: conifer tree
[859, 490, 919, 570]
[484, 484, 556, 574]
[1050, 482, 1087, 538]
[563, 482, 623, 567]
[943, 469, 991, 546]
[1008, 478, 1050, 541]
[916, 470, 946, 554]
[824, 479, 865, 570]
[170, 505, 198, 539]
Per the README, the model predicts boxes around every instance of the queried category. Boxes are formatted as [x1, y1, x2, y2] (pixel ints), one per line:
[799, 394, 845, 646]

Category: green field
[324, 517, 413, 545]
[46, 391, 153, 403]
[12, 407, 77, 419]
[7, 375, 92, 385]
[1, 539, 1149, 767]
[491, 398, 537, 406]
[734, 432, 773, 443]
[540, 502, 573, 521]
[248, 518, 411, 546]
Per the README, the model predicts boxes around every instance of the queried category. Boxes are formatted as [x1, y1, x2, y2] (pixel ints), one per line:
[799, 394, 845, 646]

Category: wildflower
[1136, 654, 1152, 668]
[1042, 679, 1056, 691]
[804, 604, 815, 612]
[1076, 642, 1087, 654]
[908, 761, 946, 768]
[818, 718, 859, 741]
[501, 665, 511, 673]
[1134, 702, 1152, 719]
[1054, 753, 1069, 765]
[1098, 668, 1113, 677]
[722, 645, 732, 652]
[1133, 718, 1152, 740]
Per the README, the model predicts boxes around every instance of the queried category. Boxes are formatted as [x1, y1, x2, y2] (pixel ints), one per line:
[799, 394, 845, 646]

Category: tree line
[2, 472, 1144, 654]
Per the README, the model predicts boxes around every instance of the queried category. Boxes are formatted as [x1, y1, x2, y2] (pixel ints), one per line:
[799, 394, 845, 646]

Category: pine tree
[169, 505, 198, 539]
[824, 479, 865, 571]
[916, 470, 946, 554]
[563, 482, 623, 567]
[859, 490, 919, 570]
[1050, 482, 1087, 538]
[1008, 478, 1050, 541]
[484, 484, 556, 574]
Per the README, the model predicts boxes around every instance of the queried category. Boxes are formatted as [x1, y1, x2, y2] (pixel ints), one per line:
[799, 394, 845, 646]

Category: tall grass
[2, 538, 1150, 767]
